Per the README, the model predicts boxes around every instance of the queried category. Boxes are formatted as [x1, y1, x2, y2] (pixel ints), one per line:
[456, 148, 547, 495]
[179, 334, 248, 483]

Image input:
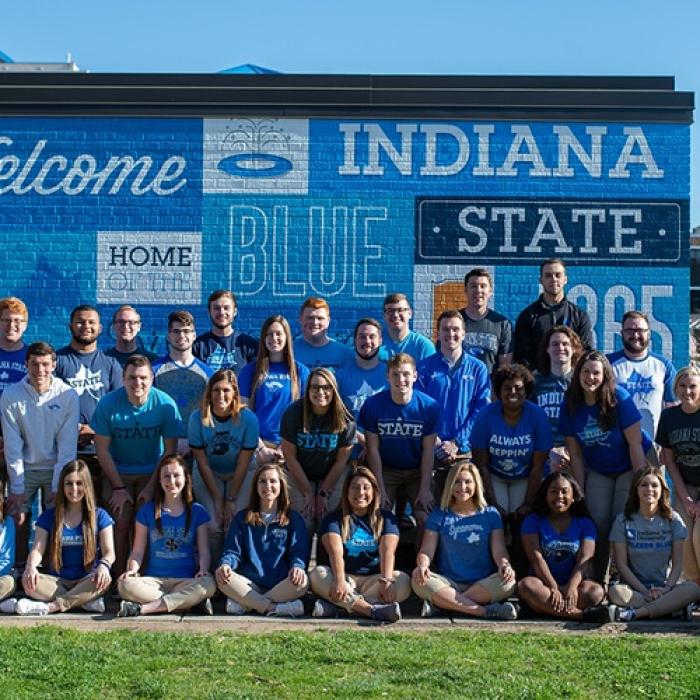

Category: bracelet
[113, 486, 126, 491]
[318, 489, 330, 499]
[225, 496, 236, 503]
[378, 576, 395, 584]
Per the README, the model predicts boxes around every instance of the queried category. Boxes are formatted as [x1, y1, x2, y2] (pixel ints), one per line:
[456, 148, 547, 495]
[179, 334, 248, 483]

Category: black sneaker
[117, 601, 142, 618]
[312, 599, 339, 618]
[615, 606, 636, 622]
[582, 605, 615, 623]
[370, 602, 401, 623]
[484, 602, 519, 620]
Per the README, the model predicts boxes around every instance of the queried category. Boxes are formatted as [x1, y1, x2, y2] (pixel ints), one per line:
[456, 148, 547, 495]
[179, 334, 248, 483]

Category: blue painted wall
[0, 116, 689, 364]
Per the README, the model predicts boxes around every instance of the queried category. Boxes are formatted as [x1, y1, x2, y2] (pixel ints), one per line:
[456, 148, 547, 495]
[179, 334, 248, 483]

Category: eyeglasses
[622, 328, 649, 336]
[115, 320, 140, 327]
[169, 328, 194, 335]
[384, 307, 409, 315]
[309, 384, 333, 394]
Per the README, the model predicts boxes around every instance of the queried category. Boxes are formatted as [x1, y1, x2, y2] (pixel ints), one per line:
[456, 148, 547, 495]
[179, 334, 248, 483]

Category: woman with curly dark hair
[471, 364, 552, 516]
[559, 350, 648, 582]
[517, 470, 609, 621]
[608, 466, 700, 621]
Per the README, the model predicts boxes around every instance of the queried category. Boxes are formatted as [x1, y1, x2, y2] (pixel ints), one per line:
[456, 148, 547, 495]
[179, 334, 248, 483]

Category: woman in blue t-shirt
[310, 466, 410, 623]
[472, 364, 552, 515]
[608, 466, 700, 621]
[281, 368, 357, 532]
[517, 470, 609, 622]
[559, 350, 647, 583]
[15, 460, 114, 615]
[238, 315, 309, 456]
[0, 490, 17, 613]
[412, 459, 518, 619]
[189, 369, 260, 560]
[215, 460, 309, 617]
[117, 455, 216, 617]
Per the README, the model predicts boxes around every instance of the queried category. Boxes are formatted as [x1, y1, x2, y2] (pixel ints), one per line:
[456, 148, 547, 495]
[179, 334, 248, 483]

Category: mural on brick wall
[0, 116, 689, 364]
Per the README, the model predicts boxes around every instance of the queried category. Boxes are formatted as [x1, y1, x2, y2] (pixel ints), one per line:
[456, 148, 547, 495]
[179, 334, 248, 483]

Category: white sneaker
[225, 598, 247, 615]
[0, 597, 17, 614]
[81, 597, 105, 614]
[15, 598, 49, 616]
[268, 600, 304, 618]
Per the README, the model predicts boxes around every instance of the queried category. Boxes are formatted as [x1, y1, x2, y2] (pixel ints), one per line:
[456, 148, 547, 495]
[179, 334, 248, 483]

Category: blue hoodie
[219, 509, 309, 588]
[417, 351, 491, 453]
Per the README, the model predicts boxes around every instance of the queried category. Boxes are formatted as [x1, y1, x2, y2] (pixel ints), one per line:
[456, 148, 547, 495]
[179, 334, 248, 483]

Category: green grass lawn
[0, 627, 697, 699]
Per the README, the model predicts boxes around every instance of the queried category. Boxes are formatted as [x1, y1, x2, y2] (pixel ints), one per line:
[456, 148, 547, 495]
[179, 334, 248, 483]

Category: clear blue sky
[3, 0, 698, 223]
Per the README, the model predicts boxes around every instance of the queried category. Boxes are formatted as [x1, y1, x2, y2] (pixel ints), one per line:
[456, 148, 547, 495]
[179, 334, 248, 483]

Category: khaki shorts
[413, 571, 515, 604]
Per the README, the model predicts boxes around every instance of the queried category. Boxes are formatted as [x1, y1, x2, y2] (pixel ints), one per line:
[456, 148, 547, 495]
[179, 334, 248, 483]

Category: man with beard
[336, 318, 388, 462]
[55, 305, 122, 496]
[513, 259, 594, 370]
[417, 310, 490, 496]
[608, 310, 676, 441]
[193, 289, 257, 373]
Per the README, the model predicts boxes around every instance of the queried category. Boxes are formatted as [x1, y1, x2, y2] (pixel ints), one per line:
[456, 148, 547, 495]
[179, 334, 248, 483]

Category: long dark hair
[531, 470, 591, 519]
[154, 455, 194, 535]
[566, 351, 618, 431]
[51, 460, 98, 574]
[338, 467, 383, 542]
[245, 460, 291, 527]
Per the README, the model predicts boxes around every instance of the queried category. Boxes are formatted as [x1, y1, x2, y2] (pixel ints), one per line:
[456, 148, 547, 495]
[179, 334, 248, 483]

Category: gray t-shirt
[458, 308, 512, 375]
[609, 510, 687, 587]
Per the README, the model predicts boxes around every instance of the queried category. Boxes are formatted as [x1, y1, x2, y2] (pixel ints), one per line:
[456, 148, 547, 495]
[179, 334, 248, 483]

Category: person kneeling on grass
[117, 454, 216, 617]
[412, 459, 518, 620]
[215, 460, 309, 617]
[608, 465, 700, 622]
[517, 470, 610, 622]
[310, 466, 411, 623]
[15, 460, 114, 615]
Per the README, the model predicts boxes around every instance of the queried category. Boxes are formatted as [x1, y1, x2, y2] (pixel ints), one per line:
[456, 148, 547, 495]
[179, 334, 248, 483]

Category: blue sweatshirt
[417, 352, 491, 453]
[0, 518, 15, 576]
[219, 509, 309, 588]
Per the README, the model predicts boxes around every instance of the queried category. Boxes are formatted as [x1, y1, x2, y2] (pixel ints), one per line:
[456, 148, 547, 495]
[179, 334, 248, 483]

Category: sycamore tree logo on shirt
[625, 370, 654, 407]
[579, 416, 612, 447]
[66, 365, 104, 400]
[467, 532, 480, 544]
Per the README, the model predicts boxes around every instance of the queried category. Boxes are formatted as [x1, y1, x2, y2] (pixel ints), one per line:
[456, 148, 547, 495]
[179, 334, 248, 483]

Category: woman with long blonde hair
[15, 460, 114, 615]
[412, 460, 518, 620]
[310, 466, 410, 622]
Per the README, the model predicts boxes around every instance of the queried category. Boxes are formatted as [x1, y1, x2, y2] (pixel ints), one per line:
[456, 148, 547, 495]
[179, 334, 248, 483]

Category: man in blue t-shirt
[55, 305, 123, 498]
[92, 354, 182, 577]
[380, 293, 434, 363]
[336, 317, 388, 461]
[293, 297, 353, 372]
[359, 353, 439, 527]
[153, 310, 213, 450]
[193, 289, 257, 374]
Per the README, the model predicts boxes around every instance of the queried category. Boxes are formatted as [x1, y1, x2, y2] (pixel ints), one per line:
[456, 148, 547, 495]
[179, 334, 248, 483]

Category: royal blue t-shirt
[558, 386, 649, 475]
[136, 501, 210, 578]
[470, 401, 553, 480]
[91, 387, 184, 475]
[359, 389, 439, 471]
[36, 507, 114, 580]
[336, 361, 388, 420]
[320, 509, 399, 575]
[521, 513, 597, 585]
[0, 346, 27, 399]
[238, 360, 310, 444]
[425, 506, 503, 584]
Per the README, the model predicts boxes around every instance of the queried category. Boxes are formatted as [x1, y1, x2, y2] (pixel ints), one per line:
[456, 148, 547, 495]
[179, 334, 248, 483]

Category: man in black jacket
[513, 259, 594, 370]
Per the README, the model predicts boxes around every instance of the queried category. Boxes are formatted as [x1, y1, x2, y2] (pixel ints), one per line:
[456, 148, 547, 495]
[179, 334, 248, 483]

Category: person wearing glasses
[55, 305, 123, 500]
[380, 293, 434, 363]
[153, 311, 213, 445]
[105, 305, 158, 367]
[281, 368, 356, 532]
[608, 311, 677, 449]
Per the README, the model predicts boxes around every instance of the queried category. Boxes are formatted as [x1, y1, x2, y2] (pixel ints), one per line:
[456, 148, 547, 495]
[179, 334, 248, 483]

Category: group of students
[0, 257, 698, 623]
